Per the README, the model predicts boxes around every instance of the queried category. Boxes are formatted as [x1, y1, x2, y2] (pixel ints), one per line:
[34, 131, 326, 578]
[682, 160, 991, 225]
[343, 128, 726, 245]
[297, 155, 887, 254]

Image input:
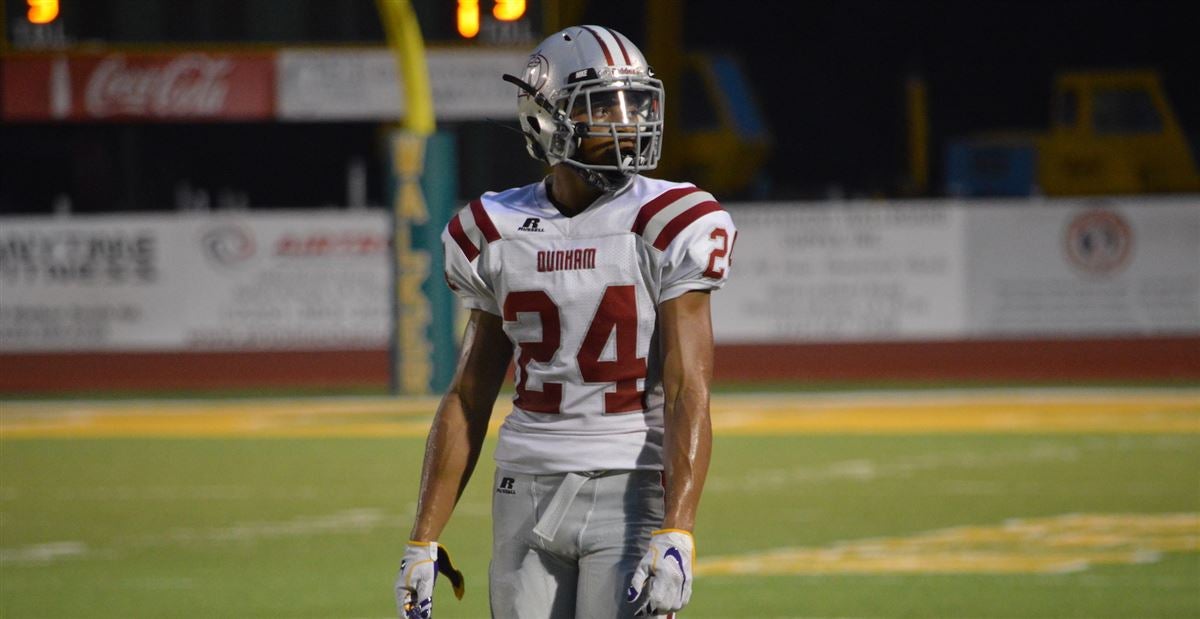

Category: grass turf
[1, 422, 1198, 617]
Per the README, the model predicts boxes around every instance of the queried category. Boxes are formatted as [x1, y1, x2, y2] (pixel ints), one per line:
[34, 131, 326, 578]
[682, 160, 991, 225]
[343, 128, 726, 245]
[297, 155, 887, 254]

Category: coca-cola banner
[2, 52, 274, 121]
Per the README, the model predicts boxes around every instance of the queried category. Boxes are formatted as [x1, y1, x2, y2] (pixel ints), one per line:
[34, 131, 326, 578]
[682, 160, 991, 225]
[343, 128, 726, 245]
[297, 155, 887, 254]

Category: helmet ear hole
[526, 116, 541, 134]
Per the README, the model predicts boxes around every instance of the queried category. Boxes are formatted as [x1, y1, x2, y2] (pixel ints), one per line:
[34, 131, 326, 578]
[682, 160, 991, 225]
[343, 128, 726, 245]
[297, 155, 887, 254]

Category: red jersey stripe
[448, 214, 479, 261]
[469, 199, 501, 243]
[581, 26, 614, 66]
[631, 186, 701, 236]
[605, 27, 632, 65]
[653, 201, 723, 251]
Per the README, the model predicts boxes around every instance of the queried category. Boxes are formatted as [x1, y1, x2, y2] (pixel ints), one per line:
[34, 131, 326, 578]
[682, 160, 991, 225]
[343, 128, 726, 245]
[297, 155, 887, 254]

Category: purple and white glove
[395, 541, 464, 619]
[628, 529, 695, 617]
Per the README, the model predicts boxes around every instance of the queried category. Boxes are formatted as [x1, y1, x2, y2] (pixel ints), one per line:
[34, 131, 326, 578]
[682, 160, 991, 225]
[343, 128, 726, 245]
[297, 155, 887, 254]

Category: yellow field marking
[0, 397, 445, 439]
[697, 513, 1200, 576]
[710, 392, 1200, 434]
[1, 389, 1197, 438]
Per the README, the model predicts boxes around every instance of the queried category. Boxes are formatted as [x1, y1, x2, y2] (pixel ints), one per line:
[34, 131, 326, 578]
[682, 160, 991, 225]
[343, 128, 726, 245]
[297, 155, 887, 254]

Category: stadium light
[493, 0, 525, 21]
[457, 0, 480, 38]
[27, 0, 60, 24]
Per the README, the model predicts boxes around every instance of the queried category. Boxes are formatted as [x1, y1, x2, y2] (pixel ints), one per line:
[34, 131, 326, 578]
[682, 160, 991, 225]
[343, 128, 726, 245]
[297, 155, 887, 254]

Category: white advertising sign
[713, 204, 967, 343]
[964, 197, 1200, 335]
[277, 48, 528, 120]
[0, 212, 390, 352]
[4, 198, 1196, 353]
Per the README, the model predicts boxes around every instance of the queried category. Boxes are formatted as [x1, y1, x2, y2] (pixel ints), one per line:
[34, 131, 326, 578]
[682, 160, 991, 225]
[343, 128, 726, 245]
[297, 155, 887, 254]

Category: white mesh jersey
[442, 176, 736, 474]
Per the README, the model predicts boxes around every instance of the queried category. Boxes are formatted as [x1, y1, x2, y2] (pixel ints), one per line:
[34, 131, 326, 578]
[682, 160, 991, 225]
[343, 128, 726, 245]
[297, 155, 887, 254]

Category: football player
[396, 25, 736, 619]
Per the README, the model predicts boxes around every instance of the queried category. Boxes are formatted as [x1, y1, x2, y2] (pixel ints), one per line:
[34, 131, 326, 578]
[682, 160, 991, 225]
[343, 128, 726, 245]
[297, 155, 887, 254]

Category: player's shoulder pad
[445, 195, 503, 262]
[630, 182, 725, 251]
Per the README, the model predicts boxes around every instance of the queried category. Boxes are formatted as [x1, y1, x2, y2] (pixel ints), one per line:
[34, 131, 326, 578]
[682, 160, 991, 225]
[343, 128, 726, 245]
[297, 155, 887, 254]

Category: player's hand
[394, 540, 465, 619]
[627, 529, 695, 616]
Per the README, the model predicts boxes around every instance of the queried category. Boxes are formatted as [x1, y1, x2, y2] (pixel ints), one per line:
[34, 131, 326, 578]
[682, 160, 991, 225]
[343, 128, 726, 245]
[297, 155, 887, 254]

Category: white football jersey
[442, 176, 736, 474]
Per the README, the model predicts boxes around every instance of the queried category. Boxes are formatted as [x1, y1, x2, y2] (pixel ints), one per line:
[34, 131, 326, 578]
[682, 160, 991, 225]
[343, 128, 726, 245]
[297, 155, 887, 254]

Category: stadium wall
[2, 198, 1197, 393]
[2, 336, 1198, 393]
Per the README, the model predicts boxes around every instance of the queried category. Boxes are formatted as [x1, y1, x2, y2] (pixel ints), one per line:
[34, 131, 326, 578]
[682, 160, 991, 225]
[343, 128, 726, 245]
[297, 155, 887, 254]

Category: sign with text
[964, 198, 1200, 335]
[4, 198, 1196, 353]
[713, 205, 967, 342]
[2, 52, 275, 121]
[276, 48, 527, 120]
[0, 212, 388, 351]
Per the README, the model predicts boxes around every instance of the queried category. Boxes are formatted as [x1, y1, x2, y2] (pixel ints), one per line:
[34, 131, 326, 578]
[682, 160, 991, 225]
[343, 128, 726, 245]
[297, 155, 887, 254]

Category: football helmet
[506, 25, 664, 192]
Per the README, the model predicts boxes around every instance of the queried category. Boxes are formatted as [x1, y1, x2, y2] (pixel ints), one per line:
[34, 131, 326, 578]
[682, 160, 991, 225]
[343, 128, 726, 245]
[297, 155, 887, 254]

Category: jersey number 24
[503, 285, 646, 415]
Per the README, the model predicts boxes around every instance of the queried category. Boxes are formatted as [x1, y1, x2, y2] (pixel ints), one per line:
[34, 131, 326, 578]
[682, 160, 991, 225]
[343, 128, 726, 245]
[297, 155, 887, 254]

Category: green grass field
[2, 388, 1198, 618]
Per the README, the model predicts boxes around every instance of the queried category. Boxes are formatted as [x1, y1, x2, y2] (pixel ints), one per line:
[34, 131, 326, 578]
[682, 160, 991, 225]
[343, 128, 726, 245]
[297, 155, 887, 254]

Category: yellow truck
[946, 70, 1200, 196]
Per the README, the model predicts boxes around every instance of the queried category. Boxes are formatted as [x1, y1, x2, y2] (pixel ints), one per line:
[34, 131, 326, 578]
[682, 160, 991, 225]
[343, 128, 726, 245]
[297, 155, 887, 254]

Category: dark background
[2, 0, 1195, 210]
[677, 0, 1199, 198]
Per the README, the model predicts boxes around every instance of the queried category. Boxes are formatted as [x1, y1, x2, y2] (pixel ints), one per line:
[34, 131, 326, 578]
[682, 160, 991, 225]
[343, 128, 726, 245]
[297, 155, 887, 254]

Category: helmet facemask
[558, 78, 664, 191]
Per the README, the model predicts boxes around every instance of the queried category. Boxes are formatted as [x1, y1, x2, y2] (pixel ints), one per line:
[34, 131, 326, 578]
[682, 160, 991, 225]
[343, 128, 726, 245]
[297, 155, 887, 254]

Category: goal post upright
[377, 0, 458, 395]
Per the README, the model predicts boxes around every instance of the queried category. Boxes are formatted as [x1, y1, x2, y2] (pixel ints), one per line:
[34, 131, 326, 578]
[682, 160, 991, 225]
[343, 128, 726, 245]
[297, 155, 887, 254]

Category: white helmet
[505, 25, 664, 192]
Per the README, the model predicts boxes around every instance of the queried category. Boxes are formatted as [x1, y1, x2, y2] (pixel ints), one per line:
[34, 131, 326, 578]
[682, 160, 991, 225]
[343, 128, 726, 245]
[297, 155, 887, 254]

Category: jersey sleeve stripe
[581, 26, 615, 66]
[640, 190, 716, 242]
[631, 186, 701, 236]
[448, 214, 480, 261]
[652, 201, 724, 251]
[469, 199, 501, 243]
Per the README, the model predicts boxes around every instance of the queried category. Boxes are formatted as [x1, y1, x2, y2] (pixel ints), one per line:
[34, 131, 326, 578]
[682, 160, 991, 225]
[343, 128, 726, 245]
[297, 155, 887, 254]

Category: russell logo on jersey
[518, 217, 544, 232]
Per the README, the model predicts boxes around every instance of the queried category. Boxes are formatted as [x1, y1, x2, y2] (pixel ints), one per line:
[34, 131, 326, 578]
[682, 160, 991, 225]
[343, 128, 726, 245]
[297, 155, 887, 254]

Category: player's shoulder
[444, 181, 541, 261]
[628, 176, 731, 251]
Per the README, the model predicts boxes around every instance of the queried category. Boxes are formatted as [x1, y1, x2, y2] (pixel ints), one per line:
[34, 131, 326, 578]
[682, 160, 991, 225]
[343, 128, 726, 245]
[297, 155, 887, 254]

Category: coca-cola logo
[85, 54, 232, 117]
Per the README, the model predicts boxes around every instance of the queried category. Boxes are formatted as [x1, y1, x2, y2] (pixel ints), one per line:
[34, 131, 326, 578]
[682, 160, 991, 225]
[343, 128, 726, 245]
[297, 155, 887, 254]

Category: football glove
[627, 529, 695, 617]
[394, 540, 465, 619]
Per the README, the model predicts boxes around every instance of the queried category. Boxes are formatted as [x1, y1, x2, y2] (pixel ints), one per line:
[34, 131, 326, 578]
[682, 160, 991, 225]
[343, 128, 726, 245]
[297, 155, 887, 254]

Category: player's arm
[396, 309, 511, 616]
[658, 289, 714, 531]
[628, 289, 712, 616]
[409, 308, 513, 541]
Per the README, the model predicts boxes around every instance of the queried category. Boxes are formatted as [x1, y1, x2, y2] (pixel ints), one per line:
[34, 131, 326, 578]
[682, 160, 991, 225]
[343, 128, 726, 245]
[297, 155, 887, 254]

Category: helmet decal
[522, 54, 550, 97]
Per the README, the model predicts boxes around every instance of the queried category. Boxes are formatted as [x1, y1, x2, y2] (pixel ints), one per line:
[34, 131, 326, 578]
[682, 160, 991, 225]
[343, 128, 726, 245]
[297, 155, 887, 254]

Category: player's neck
[547, 166, 604, 217]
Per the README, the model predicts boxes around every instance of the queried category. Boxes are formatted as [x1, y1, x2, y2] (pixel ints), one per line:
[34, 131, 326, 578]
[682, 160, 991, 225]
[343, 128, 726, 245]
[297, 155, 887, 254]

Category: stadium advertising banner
[964, 198, 1200, 335]
[713, 205, 967, 342]
[2, 53, 275, 121]
[0, 212, 389, 352]
[276, 48, 528, 121]
[3, 199, 1196, 353]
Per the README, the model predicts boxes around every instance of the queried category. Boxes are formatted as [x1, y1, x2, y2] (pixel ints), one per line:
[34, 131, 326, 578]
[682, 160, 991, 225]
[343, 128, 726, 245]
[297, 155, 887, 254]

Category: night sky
[585, 0, 1199, 198]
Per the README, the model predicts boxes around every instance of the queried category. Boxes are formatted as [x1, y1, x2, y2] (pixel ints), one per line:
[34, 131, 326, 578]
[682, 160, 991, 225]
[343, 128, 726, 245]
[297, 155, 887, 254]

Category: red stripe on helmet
[631, 187, 701, 236]
[448, 214, 479, 261]
[581, 26, 614, 66]
[653, 201, 723, 251]
[605, 27, 632, 65]
[469, 199, 501, 243]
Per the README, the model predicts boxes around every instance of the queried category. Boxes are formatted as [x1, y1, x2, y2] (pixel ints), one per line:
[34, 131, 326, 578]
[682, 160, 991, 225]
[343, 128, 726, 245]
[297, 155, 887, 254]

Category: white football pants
[489, 468, 666, 618]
